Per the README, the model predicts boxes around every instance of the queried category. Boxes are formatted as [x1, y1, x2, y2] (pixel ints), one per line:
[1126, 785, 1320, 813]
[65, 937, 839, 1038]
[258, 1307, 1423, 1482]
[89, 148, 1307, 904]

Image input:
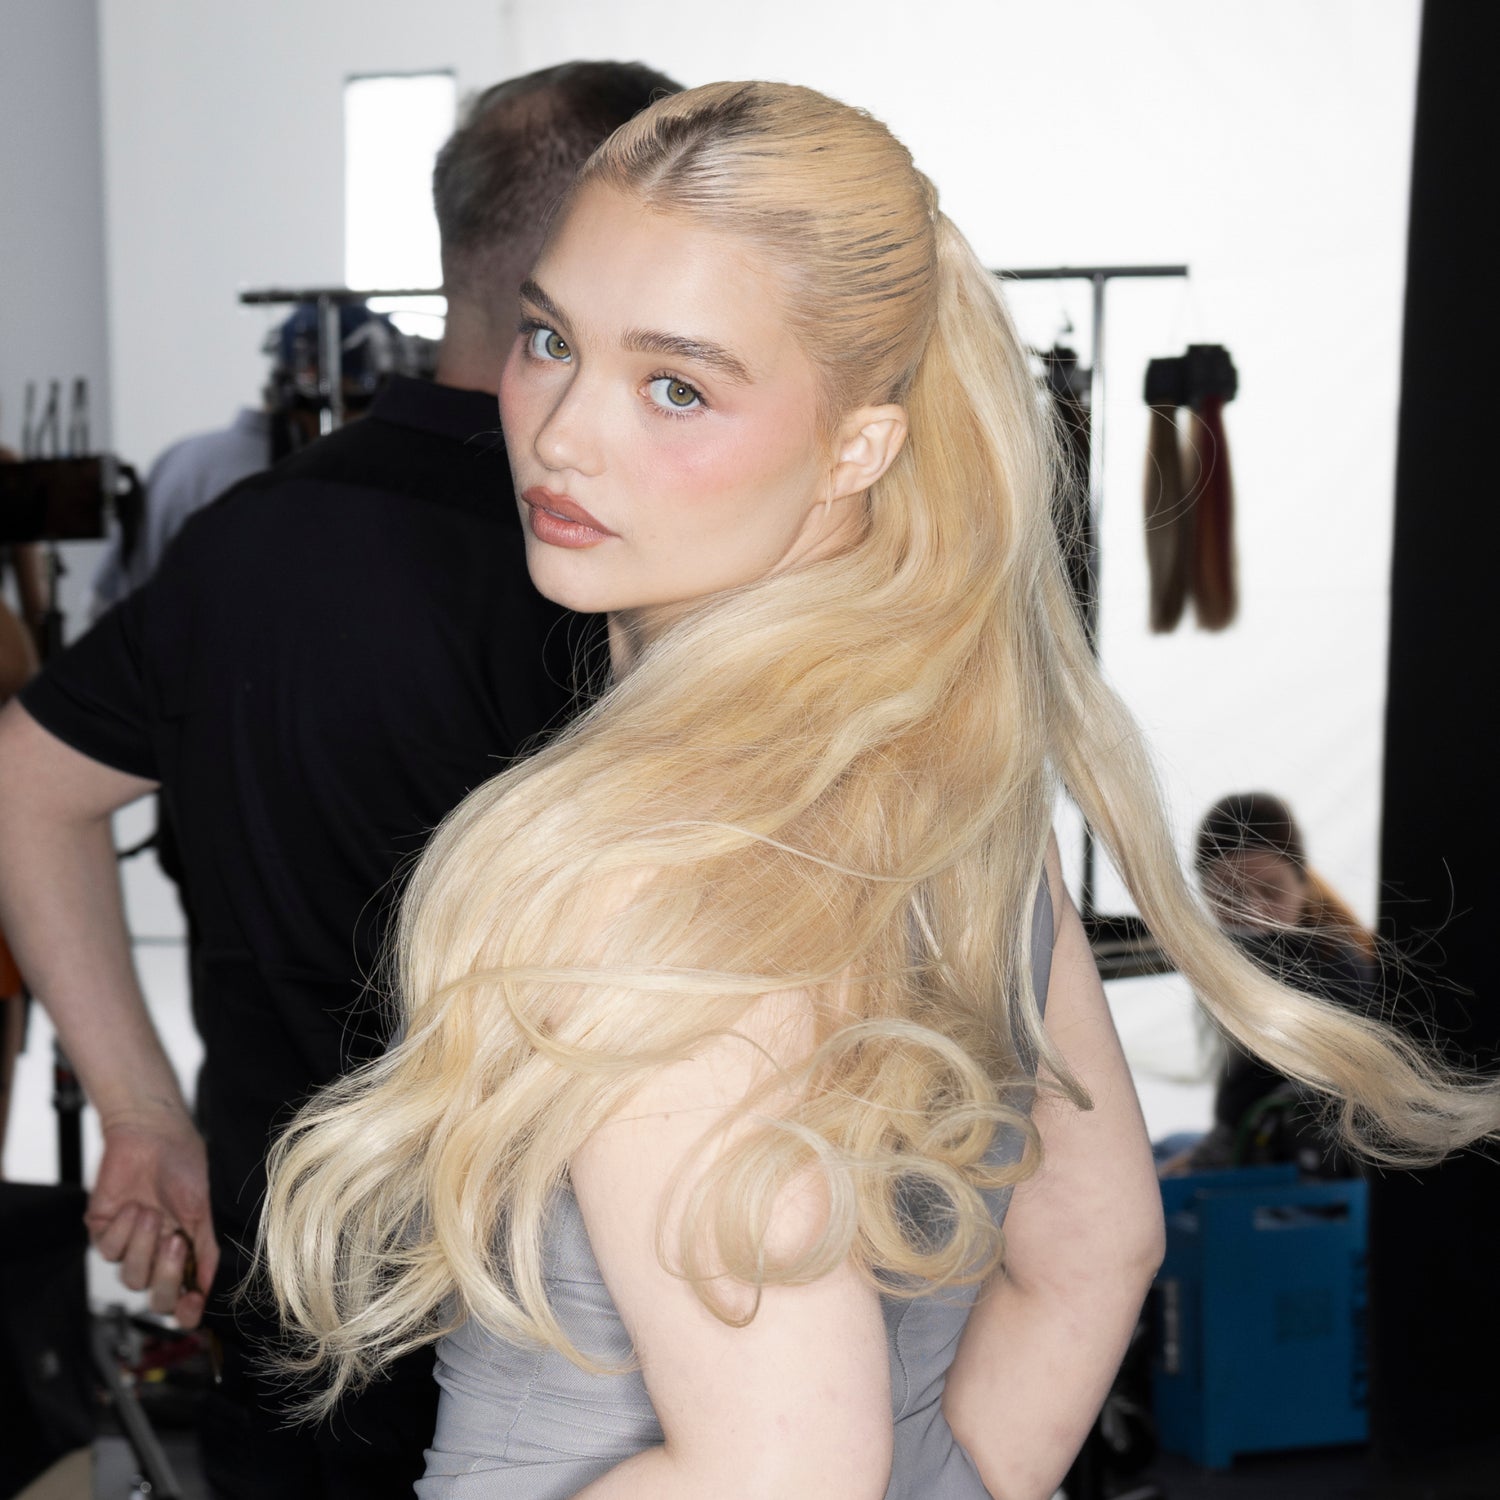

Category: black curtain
[1371, 0, 1499, 1464]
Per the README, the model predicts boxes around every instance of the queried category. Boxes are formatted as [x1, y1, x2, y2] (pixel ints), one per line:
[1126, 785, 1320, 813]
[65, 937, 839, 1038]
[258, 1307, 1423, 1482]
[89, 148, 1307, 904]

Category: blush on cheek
[654, 409, 807, 503]
[651, 431, 743, 492]
[497, 348, 527, 434]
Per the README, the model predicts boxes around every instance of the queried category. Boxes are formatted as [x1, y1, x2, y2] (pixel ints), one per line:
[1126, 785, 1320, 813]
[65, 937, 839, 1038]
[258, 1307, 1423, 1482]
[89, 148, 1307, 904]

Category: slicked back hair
[433, 60, 681, 303]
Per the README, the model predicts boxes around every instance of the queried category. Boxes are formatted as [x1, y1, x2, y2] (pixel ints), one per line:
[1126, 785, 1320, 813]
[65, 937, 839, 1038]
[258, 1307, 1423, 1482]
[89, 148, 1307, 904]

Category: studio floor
[79, 1429, 1500, 1500]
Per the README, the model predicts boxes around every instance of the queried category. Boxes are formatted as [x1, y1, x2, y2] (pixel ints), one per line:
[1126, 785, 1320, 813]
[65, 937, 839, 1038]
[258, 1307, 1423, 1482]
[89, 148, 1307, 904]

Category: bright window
[344, 71, 456, 334]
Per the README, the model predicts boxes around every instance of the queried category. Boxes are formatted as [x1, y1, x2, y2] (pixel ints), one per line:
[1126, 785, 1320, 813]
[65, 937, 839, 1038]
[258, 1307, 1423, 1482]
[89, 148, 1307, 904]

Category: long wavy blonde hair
[263, 81, 1500, 1411]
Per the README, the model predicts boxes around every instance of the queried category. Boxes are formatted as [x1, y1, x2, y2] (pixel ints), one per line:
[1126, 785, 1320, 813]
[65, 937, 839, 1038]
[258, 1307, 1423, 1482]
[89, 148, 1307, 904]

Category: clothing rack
[996, 265, 1187, 651]
[239, 284, 444, 432]
[993, 265, 1188, 976]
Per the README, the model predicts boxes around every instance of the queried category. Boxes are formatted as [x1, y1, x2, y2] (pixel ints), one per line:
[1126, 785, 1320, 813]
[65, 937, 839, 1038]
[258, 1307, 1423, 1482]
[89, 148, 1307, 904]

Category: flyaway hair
[262, 81, 1500, 1414]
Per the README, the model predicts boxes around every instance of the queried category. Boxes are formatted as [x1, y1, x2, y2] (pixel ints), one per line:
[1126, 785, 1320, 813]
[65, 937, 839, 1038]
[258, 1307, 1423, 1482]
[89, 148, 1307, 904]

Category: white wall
[497, 0, 1419, 925]
[93, 1, 1420, 914]
[70, 1, 1420, 1128]
[0, 0, 112, 454]
[96, 0, 510, 469]
[498, 0, 1420, 1108]
[0, 0, 113, 625]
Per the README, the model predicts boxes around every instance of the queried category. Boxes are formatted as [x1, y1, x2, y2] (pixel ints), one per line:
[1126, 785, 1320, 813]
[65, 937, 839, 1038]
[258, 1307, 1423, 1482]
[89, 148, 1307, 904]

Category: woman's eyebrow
[518, 277, 568, 328]
[621, 327, 752, 384]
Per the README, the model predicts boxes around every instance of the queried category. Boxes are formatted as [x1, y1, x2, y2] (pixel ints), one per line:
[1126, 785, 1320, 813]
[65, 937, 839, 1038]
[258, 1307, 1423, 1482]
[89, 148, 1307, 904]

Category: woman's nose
[533, 375, 603, 477]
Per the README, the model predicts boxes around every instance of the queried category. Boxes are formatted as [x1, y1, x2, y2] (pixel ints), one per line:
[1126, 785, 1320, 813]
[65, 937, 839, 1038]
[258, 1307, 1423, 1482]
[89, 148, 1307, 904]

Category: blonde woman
[265, 83, 1497, 1500]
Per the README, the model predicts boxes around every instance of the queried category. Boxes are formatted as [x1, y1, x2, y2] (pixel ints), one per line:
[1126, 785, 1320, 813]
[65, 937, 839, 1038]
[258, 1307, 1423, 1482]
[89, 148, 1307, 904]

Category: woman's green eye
[528, 327, 571, 361]
[649, 376, 702, 411]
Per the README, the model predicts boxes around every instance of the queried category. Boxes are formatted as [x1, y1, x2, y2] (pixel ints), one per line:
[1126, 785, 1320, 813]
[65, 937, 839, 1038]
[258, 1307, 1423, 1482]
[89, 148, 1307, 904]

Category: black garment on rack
[1040, 346, 1096, 645]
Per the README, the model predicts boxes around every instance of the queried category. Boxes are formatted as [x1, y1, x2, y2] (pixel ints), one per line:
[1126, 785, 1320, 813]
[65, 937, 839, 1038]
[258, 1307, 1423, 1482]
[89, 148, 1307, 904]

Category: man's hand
[87, 1105, 218, 1328]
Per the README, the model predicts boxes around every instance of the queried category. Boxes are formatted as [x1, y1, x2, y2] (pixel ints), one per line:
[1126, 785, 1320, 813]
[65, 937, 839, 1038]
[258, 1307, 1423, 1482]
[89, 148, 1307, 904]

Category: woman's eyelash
[646, 372, 708, 415]
[517, 316, 564, 349]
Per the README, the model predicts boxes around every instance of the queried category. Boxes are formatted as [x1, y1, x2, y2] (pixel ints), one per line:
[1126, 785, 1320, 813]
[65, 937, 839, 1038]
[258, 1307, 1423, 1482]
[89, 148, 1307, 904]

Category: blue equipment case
[1151, 1165, 1368, 1469]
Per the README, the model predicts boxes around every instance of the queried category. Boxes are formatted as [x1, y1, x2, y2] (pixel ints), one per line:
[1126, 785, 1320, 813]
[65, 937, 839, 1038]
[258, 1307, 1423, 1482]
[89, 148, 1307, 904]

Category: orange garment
[0, 928, 20, 999]
[1, 595, 37, 996]
[0, 595, 37, 702]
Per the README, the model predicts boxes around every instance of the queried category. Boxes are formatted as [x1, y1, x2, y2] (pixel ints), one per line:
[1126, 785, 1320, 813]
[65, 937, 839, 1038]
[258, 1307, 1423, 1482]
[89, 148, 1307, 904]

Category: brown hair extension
[1144, 402, 1190, 632]
[1188, 393, 1237, 629]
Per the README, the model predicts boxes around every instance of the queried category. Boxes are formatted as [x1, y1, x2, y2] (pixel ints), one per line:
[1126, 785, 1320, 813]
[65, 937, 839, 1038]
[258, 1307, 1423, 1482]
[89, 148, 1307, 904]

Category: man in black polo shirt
[0, 60, 677, 1500]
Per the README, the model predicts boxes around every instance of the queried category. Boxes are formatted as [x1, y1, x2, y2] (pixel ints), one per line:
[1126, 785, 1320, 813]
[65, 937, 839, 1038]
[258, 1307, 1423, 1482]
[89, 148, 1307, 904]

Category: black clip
[1143, 345, 1237, 408]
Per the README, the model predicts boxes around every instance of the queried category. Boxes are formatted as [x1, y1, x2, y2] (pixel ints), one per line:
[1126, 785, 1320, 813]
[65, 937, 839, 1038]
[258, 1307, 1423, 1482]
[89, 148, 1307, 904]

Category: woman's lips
[521, 487, 616, 549]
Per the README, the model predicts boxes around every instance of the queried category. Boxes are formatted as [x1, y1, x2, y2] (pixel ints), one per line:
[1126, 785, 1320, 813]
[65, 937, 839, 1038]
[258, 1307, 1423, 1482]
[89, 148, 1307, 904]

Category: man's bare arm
[0, 700, 216, 1324]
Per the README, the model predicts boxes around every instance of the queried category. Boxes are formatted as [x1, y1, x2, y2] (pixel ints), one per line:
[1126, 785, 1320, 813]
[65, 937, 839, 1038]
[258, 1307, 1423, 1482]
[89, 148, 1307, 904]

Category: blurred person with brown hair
[1176, 791, 1377, 1174]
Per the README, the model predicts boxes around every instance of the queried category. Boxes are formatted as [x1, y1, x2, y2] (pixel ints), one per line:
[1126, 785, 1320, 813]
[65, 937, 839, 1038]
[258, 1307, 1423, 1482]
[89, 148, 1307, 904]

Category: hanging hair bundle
[1141, 345, 1238, 632]
[1041, 347, 1095, 642]
[1186, 344, 1238, 628]
[1143, 404, 1189, 631]
[1142, 357, 1191, 632]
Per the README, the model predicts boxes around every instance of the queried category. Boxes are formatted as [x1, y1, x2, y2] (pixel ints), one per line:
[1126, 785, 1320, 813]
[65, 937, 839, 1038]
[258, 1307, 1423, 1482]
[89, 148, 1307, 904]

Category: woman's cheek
[643, 414, 758, 503]
[497, 350, 529, 436]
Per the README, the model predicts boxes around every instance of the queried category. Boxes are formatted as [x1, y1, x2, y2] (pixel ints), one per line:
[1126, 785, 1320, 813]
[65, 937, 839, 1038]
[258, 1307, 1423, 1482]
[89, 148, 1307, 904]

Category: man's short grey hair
[433, 60, 681, 302]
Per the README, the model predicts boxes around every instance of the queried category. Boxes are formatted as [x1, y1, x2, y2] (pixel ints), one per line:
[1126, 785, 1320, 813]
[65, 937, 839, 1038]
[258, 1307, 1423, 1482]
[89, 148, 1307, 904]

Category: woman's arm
[569, 991, 893, 1500]
[942, 846, 1165, 1500]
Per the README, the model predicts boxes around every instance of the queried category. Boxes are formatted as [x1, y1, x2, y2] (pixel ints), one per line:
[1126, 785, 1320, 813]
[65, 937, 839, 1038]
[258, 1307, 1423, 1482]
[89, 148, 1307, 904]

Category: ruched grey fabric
[419, 883, 1054, 1498]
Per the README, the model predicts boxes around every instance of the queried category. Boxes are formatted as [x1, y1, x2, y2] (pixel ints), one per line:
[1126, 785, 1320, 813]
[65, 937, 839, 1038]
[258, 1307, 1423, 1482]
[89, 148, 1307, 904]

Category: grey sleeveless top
[419, 884, 1054, 1499]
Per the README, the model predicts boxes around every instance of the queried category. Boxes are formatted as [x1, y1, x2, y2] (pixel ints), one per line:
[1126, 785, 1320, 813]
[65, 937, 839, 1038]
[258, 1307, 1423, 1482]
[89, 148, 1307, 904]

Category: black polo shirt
[21, 376, 599, 1302]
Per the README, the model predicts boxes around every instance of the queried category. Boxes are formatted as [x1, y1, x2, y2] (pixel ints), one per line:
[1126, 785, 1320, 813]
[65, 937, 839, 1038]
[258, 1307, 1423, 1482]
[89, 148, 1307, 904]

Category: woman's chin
[523, 552, 614, 616]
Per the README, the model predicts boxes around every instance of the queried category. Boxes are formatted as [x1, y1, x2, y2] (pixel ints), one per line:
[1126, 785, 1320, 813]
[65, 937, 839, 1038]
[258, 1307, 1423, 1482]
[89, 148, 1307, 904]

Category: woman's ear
[826, 404, 908, 503]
